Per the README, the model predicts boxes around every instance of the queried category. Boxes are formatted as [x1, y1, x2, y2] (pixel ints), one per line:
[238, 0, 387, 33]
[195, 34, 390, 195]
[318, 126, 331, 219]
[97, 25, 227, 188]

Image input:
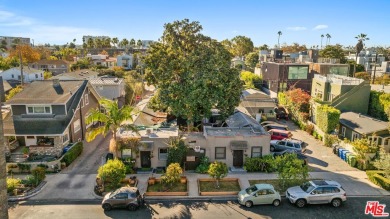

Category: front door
[140, 151, 151, 168]
[233, 150, 243, 167]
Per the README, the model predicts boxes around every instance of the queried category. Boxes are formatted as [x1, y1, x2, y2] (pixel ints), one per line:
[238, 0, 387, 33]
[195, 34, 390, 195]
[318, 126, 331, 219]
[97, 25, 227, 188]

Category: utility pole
[18, 50, 24, 87]
[372, 53, 378, 84]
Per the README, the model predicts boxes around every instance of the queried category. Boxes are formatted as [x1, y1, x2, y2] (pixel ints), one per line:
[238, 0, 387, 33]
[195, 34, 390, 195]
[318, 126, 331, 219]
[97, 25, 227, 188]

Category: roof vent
[52, 79, 60, 87]
[114, 77, 119, 82]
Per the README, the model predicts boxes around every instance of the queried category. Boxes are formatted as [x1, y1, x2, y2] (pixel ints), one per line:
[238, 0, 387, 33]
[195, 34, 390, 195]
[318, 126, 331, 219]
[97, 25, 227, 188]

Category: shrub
[244, 155, 275, 172]
[352, 138, 379, 161]
[315, 105, 340, 134]
[61, 142, 83, 166]
[208, 161, 228, 188]
[17, 163, 31, 173]
[195, 156, 210, 173]
[31, 167, 46, 184]
[166, 137, 188, 167]
[161, 163, 183, 188]
[366, 171, 390, 191]
[305, 124, 314, 135]
[7, 178, 21, 193]
[97, 159, 126, 190]
[273, 153, 308, 192]
[21, 175, 37, 187]
[324, 134, 338, 147]
[372, 147, 390, 178]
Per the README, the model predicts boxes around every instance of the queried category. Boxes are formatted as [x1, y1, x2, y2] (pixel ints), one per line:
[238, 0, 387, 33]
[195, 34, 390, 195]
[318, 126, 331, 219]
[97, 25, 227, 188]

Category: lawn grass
[199, 180, 241, 192]
[147, 181, 187, 192]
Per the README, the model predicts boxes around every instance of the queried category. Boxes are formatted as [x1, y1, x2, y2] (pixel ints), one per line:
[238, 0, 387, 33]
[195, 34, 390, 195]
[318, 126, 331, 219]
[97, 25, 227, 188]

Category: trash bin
[341, 150, 349, 161]
[332, 145, 339, 155]
[346, 153, 352, 165]
[349, 155, 357, 167]
[338, 149, 345, 158]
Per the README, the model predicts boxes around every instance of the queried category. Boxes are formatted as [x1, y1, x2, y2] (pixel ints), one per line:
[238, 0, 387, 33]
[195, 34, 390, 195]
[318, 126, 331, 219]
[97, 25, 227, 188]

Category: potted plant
[22, 147, 29, 157]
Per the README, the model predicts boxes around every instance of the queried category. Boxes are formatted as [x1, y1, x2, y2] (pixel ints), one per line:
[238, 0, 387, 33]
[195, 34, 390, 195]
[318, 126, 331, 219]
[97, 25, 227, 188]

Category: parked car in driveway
[263, 123, 289, 131]
[268, 129, 292, 140]
[260, 121, 279, 126]
[270, 138, 305, 153]
[286, 180, 347, 208]
[238, 184, 281, 208]
[102, 187, 144, 211]
[272, 149, 308, 165]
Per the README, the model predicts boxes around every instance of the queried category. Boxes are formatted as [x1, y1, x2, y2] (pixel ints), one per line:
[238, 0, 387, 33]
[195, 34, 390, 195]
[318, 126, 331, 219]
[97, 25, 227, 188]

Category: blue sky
[1, 0, 389, 47]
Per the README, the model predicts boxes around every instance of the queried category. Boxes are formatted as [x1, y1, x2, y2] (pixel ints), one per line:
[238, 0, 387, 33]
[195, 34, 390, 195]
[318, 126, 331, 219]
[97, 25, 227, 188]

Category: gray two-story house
[3, 79, 100, 157]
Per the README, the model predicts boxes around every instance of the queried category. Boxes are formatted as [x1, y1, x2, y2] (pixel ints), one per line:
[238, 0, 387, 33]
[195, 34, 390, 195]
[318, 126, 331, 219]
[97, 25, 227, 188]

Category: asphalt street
[8, 197, 390, 219]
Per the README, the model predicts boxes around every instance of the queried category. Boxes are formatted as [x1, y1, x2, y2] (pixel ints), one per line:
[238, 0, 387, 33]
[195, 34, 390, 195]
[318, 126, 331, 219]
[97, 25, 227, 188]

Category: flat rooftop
[204, 126, 267, 137]
[117, 127, 178, 139]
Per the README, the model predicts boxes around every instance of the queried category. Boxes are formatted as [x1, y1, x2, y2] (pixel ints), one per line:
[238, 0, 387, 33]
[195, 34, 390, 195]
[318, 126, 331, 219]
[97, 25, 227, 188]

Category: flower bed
[145, 178, 188, 196]
[198, 178, 241, 196]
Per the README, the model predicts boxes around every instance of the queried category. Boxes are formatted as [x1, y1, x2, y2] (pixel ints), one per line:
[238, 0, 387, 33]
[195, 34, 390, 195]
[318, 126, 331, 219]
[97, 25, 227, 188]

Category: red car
[268, 129, 292, 140]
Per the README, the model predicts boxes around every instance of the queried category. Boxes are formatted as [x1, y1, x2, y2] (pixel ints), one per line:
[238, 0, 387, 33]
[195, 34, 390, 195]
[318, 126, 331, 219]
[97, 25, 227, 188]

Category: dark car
[275, 107, 289, 120]
[263, 124, 289, 131]
[102, 187, 144, 211]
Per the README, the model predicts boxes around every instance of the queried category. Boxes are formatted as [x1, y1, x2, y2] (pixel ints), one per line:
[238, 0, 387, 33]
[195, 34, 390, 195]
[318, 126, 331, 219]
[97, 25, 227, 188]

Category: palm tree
[325, 34, 331, 46]
[137, 39, 143, 48]
[354, 33, 369, 76]
[320, 34, 324, 49]
[112, 37, 119, 48]
[277, 31, 282, 48]
[0, 105, 9, 219]
[86, 99, 138, 157]
[121, 38, 129, 49]
[130, 38, 136, 48]
[87, 38, 94, 49]
[95, 38, 102, 49]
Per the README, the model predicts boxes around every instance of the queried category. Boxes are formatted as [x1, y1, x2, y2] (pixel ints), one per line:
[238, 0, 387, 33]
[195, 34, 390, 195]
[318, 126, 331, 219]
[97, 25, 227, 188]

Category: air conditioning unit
[194, 146, 201, 152]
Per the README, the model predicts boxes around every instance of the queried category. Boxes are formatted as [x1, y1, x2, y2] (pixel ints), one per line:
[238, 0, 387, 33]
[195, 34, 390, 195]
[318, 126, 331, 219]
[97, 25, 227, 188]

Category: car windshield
[245, 185, 257, 194]
[300, 182, 315, 193]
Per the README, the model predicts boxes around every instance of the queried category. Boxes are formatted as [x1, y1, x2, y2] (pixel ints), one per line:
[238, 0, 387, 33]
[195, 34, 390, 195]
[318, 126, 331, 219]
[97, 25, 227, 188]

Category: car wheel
[296, 199, 306, 208]
[128, 204, 137, 211]
[102, 203, 112, 211]
[245, 201, 253, 208]
[273, 199, 281, 207]
[331, 198, 342, 207]
[270, 146, 275, 152]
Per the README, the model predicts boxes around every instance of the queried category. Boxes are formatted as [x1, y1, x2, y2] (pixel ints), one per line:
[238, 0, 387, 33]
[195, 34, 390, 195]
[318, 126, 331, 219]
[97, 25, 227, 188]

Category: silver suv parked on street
[286, 180, 347, 208]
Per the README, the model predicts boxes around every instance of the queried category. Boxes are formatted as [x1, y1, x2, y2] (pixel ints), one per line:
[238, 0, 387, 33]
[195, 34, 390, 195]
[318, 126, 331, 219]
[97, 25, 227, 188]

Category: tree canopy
[231, 35, 254, 57]
[244, 52, 259, 70]
[9, 45, 40, 64]
[281, 43, 307, 53]
[319, 44, 347, 63]
[143, 19, 243, 124]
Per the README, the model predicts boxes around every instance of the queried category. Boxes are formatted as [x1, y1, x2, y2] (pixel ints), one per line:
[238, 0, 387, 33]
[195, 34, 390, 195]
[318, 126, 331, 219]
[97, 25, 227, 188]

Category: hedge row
[61, 142, 83, 166]
[366, 170, 390, 191]
[244, 155, 275, 173]
[316, 105, 340, 134]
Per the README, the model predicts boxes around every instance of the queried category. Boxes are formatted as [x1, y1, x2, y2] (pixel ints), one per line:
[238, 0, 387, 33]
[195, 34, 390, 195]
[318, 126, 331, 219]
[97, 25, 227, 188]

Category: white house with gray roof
[89, 77, 125, 101]
[0, 66, 44, 83]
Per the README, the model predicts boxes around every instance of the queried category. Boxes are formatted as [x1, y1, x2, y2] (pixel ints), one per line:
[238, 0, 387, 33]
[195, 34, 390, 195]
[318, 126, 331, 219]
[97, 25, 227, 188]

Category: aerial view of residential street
[1, 0, 390, 218]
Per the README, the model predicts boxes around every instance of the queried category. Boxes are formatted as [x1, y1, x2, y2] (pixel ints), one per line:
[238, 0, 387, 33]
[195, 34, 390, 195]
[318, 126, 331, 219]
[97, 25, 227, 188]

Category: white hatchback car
[238, 184, 281, 208]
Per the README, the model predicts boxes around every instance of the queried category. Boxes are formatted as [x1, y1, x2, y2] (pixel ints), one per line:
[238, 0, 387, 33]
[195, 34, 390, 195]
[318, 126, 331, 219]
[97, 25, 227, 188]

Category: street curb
[144, 196, 237, 202]
[8, 181, 47, 202]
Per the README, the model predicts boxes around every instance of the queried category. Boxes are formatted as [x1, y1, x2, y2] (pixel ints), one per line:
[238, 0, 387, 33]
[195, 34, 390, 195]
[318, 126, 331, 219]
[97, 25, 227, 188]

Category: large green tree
[231, 35, 254, 57]
[244, 52, 259, 70]
[0, 101, 8, 218]
[143, 19, 243, 126]
[319, 44, 347, 63]
[86, 99, 138, 157]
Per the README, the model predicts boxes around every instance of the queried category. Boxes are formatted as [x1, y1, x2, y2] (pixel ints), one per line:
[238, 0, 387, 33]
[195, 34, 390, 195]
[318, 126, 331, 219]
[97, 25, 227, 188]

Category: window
[85, 113, 93, 129]
[352, 132, 360, 141]
[74, 119, 81, 133]
[35, 74, 38, 78]
[312, 188, 323, 195]
[215, 147, 226, 159]
[329, 66, 349, 76]
[159, 148, 168, 160]
[266, 189, 275, 195]
[115, 193, 128, 199]
[85, 94, 89, 105]
[257, 190, 267, 196]
[251, 146, 262, 158]
[288, 66, 308, 79]
[41, 73, 43, 77]
[27, 106, 51, 114]
[341, 127, 346, 137]
[11, 74, 14, 78]
[63, 133, 69, 143]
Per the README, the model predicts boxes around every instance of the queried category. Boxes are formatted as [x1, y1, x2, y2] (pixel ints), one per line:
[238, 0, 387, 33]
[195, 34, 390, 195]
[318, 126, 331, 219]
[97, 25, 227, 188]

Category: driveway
[30, 135, 109, 200]
[279, 120, 357, 172]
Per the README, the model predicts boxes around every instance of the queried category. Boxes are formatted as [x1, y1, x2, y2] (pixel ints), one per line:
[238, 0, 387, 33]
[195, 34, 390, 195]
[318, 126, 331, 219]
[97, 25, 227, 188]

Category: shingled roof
[339, 112, 388, 135]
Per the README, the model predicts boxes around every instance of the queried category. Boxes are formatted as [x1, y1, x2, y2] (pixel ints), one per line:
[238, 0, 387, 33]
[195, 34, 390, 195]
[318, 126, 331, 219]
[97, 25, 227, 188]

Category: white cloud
[286, 26, 307, 31]
[0, 10, 34, 26]
[313, 25, 328, 30]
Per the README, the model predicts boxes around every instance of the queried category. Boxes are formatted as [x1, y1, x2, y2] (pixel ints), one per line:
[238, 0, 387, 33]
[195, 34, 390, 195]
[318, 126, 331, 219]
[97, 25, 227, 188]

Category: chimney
[53, 79, 60, 87]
